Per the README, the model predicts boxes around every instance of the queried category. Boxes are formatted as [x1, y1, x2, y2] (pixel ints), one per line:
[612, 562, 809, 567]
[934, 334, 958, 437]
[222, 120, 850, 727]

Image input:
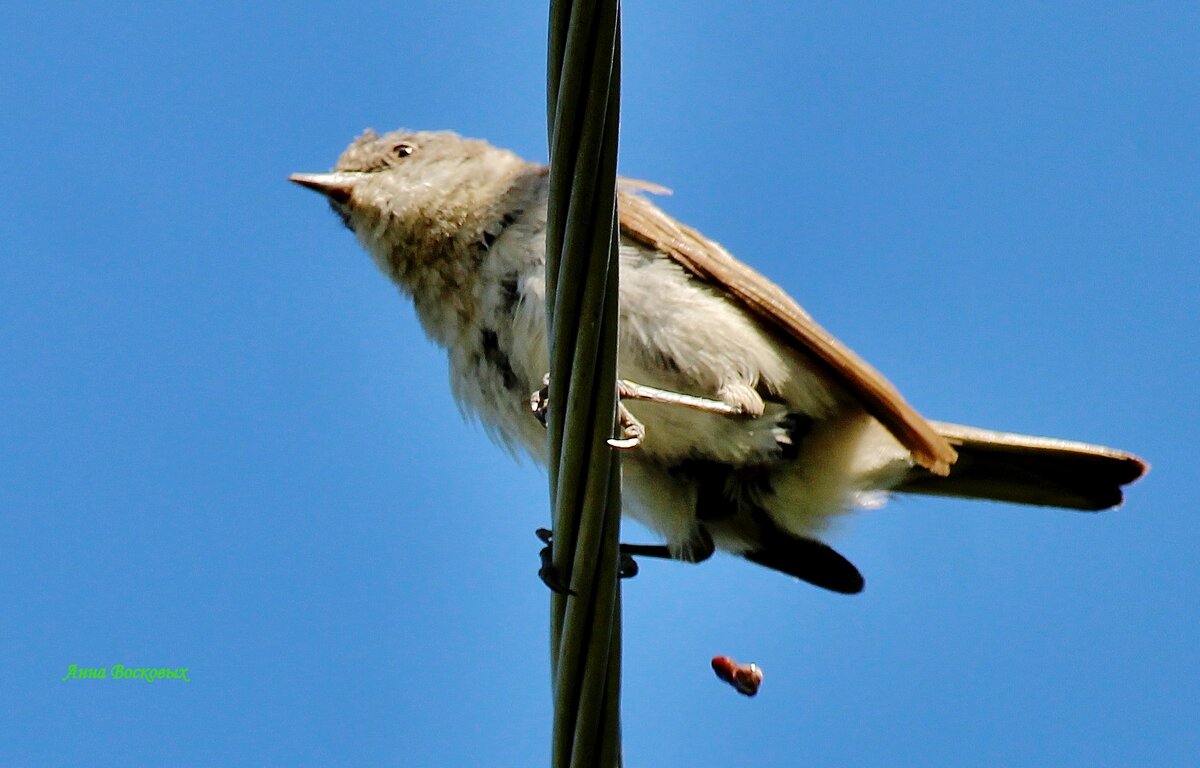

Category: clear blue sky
[3, 3, 1196, 765]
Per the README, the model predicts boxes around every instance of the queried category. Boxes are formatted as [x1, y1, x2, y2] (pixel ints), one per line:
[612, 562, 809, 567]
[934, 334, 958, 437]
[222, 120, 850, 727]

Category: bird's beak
[288, 172, 363, 205]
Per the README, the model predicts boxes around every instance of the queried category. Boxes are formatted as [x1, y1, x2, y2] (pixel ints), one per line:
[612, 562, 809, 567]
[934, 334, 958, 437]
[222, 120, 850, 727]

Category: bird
[290, 129, 1147, 594]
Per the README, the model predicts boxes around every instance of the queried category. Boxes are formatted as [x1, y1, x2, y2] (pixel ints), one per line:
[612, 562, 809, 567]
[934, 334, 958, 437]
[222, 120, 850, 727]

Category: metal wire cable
[544, 1, 624, 766]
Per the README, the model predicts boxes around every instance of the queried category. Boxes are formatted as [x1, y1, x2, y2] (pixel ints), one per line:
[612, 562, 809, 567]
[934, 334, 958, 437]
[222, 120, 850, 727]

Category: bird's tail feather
[894, 421, 1148, 511]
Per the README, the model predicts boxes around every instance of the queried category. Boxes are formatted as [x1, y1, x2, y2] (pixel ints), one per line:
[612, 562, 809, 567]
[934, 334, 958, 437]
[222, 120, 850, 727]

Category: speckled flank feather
[292, 128, 1147, 591]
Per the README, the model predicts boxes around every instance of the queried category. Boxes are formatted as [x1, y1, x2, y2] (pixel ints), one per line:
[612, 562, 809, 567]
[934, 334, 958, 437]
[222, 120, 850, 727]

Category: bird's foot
[536, 528, 706, 591]
[535, 528, 575, 595]
[607, 403, 645, 450]
[530, 375, 753, 451]
[530, 374, 551, 427]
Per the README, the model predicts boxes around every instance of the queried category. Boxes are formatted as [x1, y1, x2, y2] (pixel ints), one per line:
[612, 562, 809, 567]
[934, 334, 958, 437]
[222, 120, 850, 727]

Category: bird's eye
[392, 143, 415, 159]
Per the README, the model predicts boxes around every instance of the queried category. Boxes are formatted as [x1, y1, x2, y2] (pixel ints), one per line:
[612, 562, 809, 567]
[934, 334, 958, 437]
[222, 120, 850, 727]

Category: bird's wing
[617, 190, 957, 475]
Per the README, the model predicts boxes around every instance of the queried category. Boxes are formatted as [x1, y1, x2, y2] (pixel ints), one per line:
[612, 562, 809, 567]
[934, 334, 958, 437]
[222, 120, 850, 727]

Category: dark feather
[896, 422, 1148, 511]
[743, 531, 865, 594]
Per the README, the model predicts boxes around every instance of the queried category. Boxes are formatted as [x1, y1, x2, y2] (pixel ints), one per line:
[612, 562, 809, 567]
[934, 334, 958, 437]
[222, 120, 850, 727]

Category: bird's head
[291, 129, 531, 288]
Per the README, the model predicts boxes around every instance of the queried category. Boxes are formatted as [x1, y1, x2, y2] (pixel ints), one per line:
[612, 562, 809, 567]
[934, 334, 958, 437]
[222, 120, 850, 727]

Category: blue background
[2, 3, 1196, 765]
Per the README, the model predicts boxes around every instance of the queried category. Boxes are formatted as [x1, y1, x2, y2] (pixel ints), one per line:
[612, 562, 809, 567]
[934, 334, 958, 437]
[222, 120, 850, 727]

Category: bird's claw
[536, 528, 641, 591]
[607, 403, 646, 450]
[537, 528, 576, 596]
[530, 374, 551, 427]
[618, 552, 640, 579]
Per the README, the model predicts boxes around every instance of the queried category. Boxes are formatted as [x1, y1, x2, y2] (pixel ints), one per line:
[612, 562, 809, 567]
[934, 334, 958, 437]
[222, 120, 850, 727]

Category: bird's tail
[893, 421, 1148, 511]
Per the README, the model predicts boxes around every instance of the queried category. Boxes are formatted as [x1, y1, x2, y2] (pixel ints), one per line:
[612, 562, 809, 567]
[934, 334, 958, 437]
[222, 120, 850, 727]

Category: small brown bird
[291, 129, 1147, 594]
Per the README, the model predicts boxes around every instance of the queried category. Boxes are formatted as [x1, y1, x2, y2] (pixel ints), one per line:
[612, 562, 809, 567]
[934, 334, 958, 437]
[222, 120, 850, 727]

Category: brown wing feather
[617, 190, 957, 475]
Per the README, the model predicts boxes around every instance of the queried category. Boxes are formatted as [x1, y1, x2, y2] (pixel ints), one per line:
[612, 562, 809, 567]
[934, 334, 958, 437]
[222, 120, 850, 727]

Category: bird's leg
[535, 527, 713, 592]
[618, 525, 715, 569]
[616, 379, 750, 417]
[529, 375, 752, 451]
